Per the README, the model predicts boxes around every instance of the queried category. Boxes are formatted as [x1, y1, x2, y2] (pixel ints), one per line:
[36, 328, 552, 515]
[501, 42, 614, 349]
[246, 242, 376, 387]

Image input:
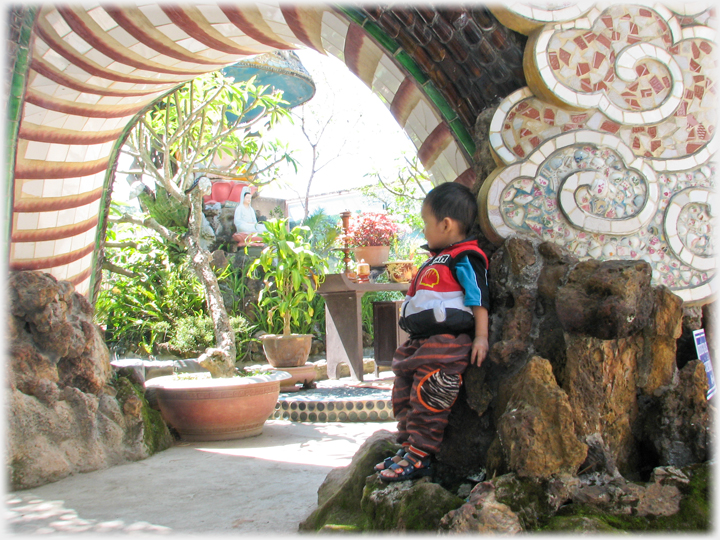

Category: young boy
[376, 181, 490, 482]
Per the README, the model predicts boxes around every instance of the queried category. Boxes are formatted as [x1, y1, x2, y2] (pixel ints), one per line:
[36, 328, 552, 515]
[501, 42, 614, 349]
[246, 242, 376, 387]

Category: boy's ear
[442, 217, 460, 233]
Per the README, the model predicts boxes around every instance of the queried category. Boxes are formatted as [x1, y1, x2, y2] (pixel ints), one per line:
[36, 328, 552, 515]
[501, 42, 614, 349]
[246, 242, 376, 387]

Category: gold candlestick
[339, 210, 352, 273]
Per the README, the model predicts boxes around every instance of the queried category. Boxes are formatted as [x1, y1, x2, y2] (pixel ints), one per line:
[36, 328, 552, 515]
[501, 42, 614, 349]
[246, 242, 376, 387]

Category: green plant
[361, 155, 431, 232]
[167, 314, 255, 361]
[389, 234, 426, 267]
[302, 208, 341, 258]
[248, 218, 328, 335]
[215, 263, 250, 315]
[96, 219, 206, 356]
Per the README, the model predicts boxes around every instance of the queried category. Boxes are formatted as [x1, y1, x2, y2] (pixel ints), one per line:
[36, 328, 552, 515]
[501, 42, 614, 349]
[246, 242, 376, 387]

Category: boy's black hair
[423, 182, 478, 235]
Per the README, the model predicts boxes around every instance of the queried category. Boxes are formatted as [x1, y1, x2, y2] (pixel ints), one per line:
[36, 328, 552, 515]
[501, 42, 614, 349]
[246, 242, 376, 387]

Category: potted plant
[248, 218, 328, 368]
[343, 211, 400, 267]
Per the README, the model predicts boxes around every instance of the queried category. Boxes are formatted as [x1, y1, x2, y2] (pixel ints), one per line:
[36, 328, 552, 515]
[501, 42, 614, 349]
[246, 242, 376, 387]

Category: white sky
[259, 49, 418, 200]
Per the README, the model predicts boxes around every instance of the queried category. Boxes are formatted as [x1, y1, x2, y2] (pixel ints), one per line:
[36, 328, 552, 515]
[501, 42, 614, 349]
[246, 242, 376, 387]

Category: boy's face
[422, 203, 461, 250]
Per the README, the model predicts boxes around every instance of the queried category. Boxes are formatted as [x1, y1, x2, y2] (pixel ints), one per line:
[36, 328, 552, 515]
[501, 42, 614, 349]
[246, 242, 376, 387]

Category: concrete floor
[6, 420, 396, 536]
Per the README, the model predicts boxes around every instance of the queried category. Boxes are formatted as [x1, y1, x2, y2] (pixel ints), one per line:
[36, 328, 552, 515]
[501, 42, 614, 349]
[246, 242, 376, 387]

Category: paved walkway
[6, 420, 396, 536]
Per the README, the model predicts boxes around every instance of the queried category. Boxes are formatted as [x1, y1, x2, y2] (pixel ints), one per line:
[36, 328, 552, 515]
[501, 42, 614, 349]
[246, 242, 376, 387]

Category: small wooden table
[318, 273, 409, 381]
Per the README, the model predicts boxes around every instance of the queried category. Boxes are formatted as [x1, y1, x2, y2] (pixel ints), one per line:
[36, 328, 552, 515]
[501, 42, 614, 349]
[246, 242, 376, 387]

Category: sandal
[378, 449, 431, 482]
[374, 445, 408, 472]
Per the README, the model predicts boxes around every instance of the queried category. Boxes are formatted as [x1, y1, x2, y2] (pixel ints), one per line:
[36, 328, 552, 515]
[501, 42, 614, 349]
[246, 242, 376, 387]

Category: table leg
[323, 292, 364, 381]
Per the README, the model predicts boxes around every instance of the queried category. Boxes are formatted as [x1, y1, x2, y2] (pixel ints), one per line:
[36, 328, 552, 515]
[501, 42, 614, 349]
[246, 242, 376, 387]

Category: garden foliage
[96, 212, 255, 361]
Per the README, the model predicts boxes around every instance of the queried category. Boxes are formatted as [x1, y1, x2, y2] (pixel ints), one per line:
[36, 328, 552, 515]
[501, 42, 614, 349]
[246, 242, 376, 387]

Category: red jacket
[399, 238, 489, 339]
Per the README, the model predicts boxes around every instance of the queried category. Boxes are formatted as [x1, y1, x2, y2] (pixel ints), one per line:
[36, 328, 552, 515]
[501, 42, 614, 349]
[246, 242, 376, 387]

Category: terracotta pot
[260, 333, 312, 368]
[353, 245, 391, 267]
[386, 260, 418, 283]
[144, 371, 291, 441]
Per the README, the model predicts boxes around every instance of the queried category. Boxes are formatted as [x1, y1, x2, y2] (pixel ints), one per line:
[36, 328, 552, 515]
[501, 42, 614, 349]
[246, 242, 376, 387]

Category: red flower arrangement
[343, 211, 400, 247]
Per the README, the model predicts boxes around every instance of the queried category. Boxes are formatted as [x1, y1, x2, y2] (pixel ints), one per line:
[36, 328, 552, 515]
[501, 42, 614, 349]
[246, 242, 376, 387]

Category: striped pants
[391, 333, 472, 454]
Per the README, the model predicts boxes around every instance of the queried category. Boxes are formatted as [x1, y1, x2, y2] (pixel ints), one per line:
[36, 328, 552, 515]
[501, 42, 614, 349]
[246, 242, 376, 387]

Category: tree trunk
[186, 194, 237, 377]
[302, 144, 317, 222]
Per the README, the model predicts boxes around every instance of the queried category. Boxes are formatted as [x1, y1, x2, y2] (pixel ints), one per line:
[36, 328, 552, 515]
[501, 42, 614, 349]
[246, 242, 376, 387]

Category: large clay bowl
[260, 334, 312, 368]
[145, 371, 291, 441]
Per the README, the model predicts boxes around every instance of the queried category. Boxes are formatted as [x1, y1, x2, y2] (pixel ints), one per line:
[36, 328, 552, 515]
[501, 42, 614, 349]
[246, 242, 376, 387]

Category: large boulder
[562, 333, 643, 475]
[555, 259, 655, 340]
[300, 429, 466, 533]
[637, 287, 684, 393]
[488, 356, 587, 479]
[361, 475, 463, 532]
[299, 234, 711, 533]
[7, 271, 172, 490]
[299, 429, 400, 531]
[440, 480, 523, 533]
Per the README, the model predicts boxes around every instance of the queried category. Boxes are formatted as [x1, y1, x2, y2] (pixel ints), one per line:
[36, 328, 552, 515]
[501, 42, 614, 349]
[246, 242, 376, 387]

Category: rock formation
[443, 237, 712, 481]
[301, 429, 709, 533]
[7, 271, 172, 490]
[301, 236, 713, 533]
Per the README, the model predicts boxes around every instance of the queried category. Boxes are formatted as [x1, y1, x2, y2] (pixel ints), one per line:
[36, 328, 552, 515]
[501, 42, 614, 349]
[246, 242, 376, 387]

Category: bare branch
[126, 132, 162, 186]
[103, 261, 140, 279]
[375, 173, 409, 198]
[114, 212, 182, 245]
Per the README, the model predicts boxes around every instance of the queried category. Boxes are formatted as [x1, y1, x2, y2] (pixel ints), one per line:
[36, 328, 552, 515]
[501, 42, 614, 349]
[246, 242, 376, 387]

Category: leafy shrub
[96, 223, 206, 356]
[344, 211, 400, 247]
[167, 315, 255, 361]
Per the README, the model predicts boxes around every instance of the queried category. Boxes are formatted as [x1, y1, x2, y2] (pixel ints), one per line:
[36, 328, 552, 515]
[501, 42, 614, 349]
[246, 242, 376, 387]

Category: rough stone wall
[6, 271, 172, 490]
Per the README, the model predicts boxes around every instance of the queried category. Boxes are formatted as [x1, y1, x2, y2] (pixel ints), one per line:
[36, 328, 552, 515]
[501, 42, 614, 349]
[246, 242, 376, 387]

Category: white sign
[693, 329, 715, 400]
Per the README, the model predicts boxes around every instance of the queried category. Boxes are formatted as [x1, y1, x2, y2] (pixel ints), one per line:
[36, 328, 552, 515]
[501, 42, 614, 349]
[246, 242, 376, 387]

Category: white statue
[233, 186, 266, 233]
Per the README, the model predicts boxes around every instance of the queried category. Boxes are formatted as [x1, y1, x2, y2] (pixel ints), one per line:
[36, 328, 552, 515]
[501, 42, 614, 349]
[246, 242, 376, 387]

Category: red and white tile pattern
[10, 3, 470, 295]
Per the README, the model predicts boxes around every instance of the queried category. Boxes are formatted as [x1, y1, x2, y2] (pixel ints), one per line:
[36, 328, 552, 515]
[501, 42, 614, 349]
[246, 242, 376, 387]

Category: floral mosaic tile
[482, 4, 716, 303]
[481, 135, 715, 304]
[494, 13, 715, 167]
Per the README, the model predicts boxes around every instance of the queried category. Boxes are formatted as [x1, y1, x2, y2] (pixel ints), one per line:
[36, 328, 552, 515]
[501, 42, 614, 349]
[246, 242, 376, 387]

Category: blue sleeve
[455, 256, 488, 308]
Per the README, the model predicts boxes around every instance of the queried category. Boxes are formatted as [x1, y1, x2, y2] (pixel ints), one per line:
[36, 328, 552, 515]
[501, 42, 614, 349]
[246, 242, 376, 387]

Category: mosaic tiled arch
[480, 3, 717, 304]
[9, 4, 517, 296]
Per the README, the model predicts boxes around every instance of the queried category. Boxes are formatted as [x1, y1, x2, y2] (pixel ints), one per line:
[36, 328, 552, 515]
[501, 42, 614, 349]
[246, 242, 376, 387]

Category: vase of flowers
[343, 212, 399, 267]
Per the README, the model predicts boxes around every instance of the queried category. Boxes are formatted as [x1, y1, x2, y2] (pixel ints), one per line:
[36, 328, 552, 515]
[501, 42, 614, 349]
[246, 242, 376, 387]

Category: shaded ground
[6, 420, 395, 535]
